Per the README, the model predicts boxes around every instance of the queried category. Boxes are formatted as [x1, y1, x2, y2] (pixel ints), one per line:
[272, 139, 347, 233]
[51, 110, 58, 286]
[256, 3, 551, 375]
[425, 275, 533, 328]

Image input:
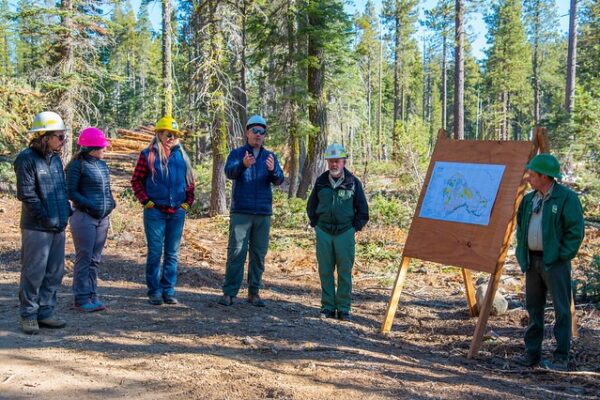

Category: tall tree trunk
[565, 0, 577, 115]
[453, 0, 464, 139]
[296, 9, 327, 199]
[533, 32, 540, 124]
[234, 0, 248, 144]
[58, 0, 74, 161]
[441, 36, 447, 131]
[208, 0, 227, 216]
[162, 0, 173, 117]
[392, 10, 401, 159]
[286, 1, 300, 198]
[377, 26, 383, 161]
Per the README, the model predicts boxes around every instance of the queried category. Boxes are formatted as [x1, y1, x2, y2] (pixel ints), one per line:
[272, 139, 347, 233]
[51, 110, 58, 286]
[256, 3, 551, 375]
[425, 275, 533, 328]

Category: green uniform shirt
[516, 182, 584, 272]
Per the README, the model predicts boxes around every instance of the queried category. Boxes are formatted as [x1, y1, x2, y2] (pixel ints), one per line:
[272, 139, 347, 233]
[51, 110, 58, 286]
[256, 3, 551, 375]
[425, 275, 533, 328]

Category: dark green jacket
[306, 168, 369, 235]
[516, 182, 584, 272]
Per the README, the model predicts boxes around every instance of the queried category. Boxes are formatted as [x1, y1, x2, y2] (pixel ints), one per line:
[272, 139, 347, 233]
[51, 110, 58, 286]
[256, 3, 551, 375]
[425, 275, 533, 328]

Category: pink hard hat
[77, 127, 110, 148]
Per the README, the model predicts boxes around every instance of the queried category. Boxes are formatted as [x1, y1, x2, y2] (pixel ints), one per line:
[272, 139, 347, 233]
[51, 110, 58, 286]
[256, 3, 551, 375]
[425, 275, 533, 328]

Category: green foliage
[574, 255, 600, 305]
[0, 161, 15, 184]
[0, 77, 47, 154]
[271, 190, 309, 230]
[369, 193, 413, 230]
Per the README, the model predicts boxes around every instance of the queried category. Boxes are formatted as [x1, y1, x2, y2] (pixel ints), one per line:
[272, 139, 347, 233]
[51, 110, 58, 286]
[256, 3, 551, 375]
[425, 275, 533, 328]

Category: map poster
[419, 161, 506, 226]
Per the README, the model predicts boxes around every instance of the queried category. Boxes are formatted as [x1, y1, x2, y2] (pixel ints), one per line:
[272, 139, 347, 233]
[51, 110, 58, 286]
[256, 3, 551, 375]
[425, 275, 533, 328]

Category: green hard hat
[324, 143, 348, 159]
[526, 153, 562, 179]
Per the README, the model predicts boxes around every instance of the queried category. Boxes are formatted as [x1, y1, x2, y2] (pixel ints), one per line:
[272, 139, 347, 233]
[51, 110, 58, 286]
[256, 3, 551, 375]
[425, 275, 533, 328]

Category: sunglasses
[161, 131, 178, 139]
[51, 134, 66, 141]
[250, 127, 266, 136]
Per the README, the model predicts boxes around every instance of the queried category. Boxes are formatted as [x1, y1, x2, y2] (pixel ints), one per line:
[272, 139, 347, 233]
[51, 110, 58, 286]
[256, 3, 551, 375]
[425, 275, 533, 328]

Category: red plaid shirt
[131, 151, 195, 214]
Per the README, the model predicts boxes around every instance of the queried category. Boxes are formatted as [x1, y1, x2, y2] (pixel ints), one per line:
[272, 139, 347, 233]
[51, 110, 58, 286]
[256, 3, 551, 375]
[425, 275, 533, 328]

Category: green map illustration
[419, 162, 505, 226]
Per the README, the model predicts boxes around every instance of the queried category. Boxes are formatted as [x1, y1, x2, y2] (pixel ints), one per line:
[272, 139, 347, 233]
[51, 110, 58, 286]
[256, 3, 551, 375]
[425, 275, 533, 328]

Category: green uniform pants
[524, 252, 572, 361]
[223, 213, 271, 297]
[315, 226, 355, 313]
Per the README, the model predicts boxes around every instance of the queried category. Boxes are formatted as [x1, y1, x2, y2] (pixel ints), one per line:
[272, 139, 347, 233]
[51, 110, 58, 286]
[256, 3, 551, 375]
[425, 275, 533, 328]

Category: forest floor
[0, 154, 599, 400]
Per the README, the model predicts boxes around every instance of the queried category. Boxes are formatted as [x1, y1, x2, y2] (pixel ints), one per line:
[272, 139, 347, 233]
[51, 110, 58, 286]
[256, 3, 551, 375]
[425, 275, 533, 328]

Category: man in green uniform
[306, 144, 369, 321]
[514, 153, 584, 371]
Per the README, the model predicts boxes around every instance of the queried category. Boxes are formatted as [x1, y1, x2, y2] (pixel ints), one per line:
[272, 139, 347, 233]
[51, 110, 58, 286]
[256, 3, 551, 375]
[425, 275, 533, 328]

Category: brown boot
[21, 318, 39, 334]
[247, 294, 265, 307]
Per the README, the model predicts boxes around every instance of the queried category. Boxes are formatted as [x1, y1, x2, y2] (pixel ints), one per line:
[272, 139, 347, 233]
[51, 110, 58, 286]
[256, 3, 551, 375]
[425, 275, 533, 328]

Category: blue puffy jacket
[142, 144, 188, 208]
[66, 154, 116, 219]
[14, 148, 71, 232]
[224, 144, 284, 215]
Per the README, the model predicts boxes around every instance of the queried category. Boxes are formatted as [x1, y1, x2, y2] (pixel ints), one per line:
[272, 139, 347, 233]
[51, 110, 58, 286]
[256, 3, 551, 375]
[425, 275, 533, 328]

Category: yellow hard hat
[155, 116, 180, 134]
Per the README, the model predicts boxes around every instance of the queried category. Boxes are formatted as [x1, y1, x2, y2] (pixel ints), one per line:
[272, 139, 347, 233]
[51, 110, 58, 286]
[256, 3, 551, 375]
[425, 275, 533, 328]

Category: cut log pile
[108, 126, 155, 154]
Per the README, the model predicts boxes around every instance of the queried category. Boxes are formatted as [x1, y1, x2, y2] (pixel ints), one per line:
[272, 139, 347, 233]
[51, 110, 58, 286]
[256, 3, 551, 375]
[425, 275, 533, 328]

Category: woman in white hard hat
[13, 111, 71, 334]
[131, 116, 195, 306]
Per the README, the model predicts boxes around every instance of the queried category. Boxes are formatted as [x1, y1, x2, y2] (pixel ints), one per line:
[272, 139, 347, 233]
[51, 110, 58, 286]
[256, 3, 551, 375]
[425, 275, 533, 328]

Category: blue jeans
[143, 207, 186, 298]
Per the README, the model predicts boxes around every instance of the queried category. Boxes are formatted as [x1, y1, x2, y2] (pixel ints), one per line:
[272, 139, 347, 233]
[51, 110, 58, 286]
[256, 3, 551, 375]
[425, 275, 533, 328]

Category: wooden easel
[381, 127, 575, 358]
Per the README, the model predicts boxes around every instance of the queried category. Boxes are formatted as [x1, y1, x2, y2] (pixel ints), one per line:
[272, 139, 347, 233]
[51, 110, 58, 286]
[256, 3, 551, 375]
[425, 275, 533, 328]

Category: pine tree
[382, 0, 419, 159]
[523, 0, 559, 124]
[296, 0, 351, 199]
[485, 0, 532, 140]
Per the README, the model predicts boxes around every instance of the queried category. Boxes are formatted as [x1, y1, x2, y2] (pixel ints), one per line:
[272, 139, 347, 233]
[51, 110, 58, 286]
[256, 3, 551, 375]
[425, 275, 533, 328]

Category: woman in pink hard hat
[66, 127, 116, 312]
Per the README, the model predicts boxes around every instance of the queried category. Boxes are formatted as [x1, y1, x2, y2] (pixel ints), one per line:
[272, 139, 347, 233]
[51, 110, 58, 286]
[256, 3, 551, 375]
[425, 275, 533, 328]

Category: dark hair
[73, 146, 102, 160]
[28, 134, 50, 155]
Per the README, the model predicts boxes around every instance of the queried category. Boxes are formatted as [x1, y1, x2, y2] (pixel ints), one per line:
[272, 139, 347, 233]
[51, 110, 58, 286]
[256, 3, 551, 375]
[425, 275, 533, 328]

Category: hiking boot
[38, 316, 66, 329]
[247, 294, 266, 307]
[540, 358, 569, 372]
[218, 295, 233, 306]
[514, 353, 541, 367]
[91, 300, 106, 311]
[75, 301, 105, 312]
[319, 309, 336, 319]
[163, 296, 179, 305]
[148, 296, 164, 306]
[21, 318, 39, 335]
[337, 311, 352, 321]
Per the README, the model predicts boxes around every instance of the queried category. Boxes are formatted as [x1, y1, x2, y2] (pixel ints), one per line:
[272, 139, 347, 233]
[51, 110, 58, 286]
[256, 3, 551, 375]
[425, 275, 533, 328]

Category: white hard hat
[29, 111, 66, 134]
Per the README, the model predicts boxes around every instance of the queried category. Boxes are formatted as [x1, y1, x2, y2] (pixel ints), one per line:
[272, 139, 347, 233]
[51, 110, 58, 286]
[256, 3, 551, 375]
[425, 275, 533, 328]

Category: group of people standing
[13, 111, 369, 336]
[12, 110, 585, 371]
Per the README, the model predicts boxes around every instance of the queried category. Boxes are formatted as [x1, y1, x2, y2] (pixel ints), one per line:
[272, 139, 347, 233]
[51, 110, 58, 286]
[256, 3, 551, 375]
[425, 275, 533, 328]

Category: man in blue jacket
[219, 115, 284, 307]
[14, 111, 71, 334]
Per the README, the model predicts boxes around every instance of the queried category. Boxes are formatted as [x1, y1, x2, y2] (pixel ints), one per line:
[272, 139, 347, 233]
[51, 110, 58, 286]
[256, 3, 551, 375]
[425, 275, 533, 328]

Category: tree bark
[58, 0, 74, 161]
[453, 0, 464, 139]
[208, 0, 227, 216]
[565, 0, 577, 115]
[392, 9, 401, 159]
[162, 0, 173, 117]
[296, 8, 327, 199]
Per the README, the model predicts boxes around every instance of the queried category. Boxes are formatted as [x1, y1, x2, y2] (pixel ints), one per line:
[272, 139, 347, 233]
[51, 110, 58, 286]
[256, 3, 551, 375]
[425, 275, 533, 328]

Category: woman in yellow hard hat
[131, 116, 195, 305]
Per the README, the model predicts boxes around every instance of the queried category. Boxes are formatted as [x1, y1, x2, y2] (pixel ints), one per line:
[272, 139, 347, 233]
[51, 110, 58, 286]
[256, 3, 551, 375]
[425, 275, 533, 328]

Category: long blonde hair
[146, 134, 195, 185]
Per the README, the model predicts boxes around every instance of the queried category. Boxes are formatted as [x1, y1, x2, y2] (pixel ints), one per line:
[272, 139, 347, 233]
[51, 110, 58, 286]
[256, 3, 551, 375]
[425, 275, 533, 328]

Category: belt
[529, 250, 543, 257]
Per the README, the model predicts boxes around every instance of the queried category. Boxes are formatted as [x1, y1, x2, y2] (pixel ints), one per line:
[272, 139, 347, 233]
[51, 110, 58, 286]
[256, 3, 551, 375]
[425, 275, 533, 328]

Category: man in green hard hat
[306, 143, 369, 321]
[514, 153, 584, 371]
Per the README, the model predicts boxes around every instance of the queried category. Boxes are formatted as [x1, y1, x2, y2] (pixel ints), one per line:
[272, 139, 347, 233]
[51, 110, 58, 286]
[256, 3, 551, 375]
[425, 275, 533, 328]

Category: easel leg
[461, 268, 478, 317]
[571, 291, 578, 338]
[468, 266, 504, 358]
[381, 256, 411, 333]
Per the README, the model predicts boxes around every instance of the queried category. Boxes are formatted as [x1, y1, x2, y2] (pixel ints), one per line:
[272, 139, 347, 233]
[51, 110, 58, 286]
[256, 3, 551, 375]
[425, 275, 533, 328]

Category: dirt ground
[0, 155, 599, 400]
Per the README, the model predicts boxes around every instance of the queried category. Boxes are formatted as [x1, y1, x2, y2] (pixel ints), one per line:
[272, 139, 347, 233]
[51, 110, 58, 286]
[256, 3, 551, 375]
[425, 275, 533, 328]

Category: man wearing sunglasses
[514, 153, 584, 371]
[13, 111, 72, 334]
[219, 115, 284, 307]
